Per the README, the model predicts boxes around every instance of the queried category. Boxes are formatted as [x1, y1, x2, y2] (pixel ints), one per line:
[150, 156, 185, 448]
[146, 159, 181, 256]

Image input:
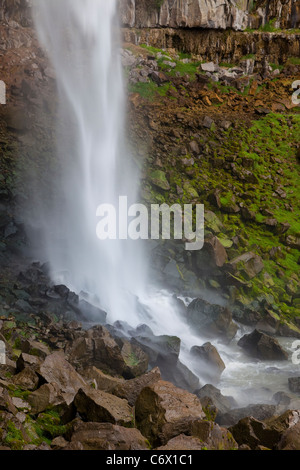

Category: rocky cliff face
[0, 0, 31, 25]
[120, 0, 300, 30]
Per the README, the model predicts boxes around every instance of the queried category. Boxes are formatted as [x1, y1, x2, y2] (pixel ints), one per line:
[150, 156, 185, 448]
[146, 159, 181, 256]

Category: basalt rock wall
[119, 0, 300, 30]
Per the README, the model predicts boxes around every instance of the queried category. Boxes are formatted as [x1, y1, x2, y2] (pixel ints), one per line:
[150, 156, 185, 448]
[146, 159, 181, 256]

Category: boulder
[217, 404, 277, 427]
[203, 234, 228, 268]
[27, 383, 65, 414]
[20, 339, 51, 359]
[135, 379, 205, 446]
[67, 421, 149, 450]
[191, 420, 238, 450]
[194, 384, 237, 417]
[0, 387, 17, 415]
[74, 387, 133, 426]
[190, 342, 225, 383]
[16, 353, 42, 372]
[12, 367, 39, 391]
[156, 434, 204, 450]
[288, 377, 300, 393]
[187, 298, 238, 342]
[237, 329, 289, 361]
[37, 351, 87, 403]
[82, 366, 125, 393]
[67, 325, 147, 378]
[229, 416, 278, 450]
[277, 422, 300, 450]
[120, 339, 149, 378]
[112, 367, 161, 406]
[226, 252, 264, 280]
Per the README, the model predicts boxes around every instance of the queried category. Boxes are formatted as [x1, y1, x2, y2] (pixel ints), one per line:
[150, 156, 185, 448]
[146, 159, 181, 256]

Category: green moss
[34, 410, 67, 441]
[4, 421, 25, 450]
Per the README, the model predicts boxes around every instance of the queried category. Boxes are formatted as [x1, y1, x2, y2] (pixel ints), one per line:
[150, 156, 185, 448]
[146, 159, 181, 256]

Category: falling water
[29, 0, 300, 406]
[31, 0, 146, 324]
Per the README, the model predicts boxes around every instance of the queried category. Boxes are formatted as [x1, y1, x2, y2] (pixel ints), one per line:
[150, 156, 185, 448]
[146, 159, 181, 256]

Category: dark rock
[194, 384, 237, 417]
[135, 379, 205, 447]
[37, 351, 87, 403]
[190, 342, 225, 383]
[277, 422, 300, 450]
[237, 329, 289, 361]
[74, 387, 133, 426]
[112, 367, 161, 406]
[187, 298, 238, 342]
[12, 367, 39, 391]
[229, 416, 279, 450]
[67, 421, 149, 450]
[218, 404, 277, 427]
[288, 377, 300, 393]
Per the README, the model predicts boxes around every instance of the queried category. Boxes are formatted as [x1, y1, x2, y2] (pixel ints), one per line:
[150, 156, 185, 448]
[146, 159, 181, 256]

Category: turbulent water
[30, 0, 300, 407]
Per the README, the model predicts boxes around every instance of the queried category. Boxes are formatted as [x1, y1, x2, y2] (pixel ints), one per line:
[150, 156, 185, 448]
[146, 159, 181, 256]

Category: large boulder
[190, 342, 225, 383]
[230, 410, 300, 450]
[191, 420, 238, 450]
[135, 379, 205, 446]
[112, 367, 161, 406]
[229, 416, 278, 450]
[277, 422, 300, 450]
[74, 387, 133, 426]
[194, 384, 237, 419]
[237, 329, 289, 361]
[27, 383, 65, 414]
[218, 404, 277, 427]
[187, 298, 238, 342]
[66, 326, 148, 379]
[66, 421, 149, 450]
[12, 367, 39, 391]
[37, 351, 87, 404]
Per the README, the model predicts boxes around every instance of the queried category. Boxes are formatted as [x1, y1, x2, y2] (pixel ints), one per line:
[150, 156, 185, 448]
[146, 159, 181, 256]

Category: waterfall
[31, 0, 146, 324]
[29, 0, 300, 406]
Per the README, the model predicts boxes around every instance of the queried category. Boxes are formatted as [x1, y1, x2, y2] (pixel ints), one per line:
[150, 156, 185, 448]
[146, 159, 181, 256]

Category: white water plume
[31, 0, 146, 323]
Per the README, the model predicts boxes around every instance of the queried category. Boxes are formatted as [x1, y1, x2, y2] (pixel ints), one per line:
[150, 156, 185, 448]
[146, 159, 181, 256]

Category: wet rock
[194, 384, 237, 418]
[288, 377, 300, 393]
[74, 387, 133, 426]
[120, 339, 149, 378]
[277, 422, 300, 450]
[156, 434, 203, 450]
[237, 329, 289, 361]
[67, 421, 149, 450]
[218, 404, 277, 427]
[190, 342, 225, 383]
[191, 420, 238, 450]
[272, 391, 291, 406]
[187, 298, 238, 342]
[66, 325, 128, 378]
[135, 379, 205, 446]
[112, 367, 161, 406]
[229, 416, 278, 450]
